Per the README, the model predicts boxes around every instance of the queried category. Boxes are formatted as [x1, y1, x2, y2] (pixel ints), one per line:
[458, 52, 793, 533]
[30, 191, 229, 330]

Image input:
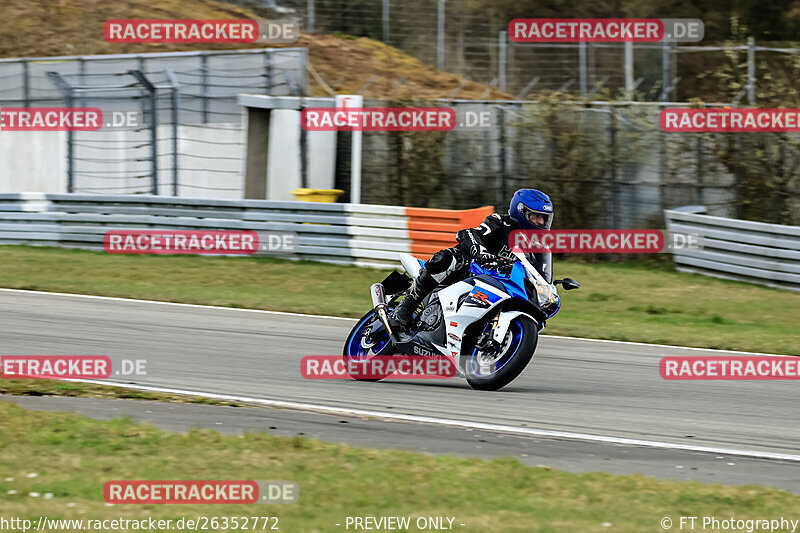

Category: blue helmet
[509, 189, 554, 230]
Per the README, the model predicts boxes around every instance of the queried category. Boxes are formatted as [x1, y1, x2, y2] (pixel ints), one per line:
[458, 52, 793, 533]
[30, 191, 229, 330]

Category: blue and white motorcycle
[343, 251, 579, 391]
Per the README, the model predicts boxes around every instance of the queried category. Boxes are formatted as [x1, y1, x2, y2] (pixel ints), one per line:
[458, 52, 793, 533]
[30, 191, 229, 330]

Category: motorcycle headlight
[534, 279, 554, 308]
[518, 252, 559, 314]
[532, 278, 559, 315]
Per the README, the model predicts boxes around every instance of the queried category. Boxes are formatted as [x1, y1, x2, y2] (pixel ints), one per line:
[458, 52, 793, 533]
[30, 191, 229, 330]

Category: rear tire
[342, 309, 395, 382]
[465, 316, 538, 391]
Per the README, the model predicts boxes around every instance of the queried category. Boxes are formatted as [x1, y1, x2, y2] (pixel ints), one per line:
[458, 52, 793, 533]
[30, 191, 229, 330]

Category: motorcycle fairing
[395, 252, 545, 361]
[434, 277, 516, 357]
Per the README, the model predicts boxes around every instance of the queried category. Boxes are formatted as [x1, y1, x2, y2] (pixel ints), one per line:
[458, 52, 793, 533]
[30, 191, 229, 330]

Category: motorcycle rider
[390, 188, 554, 331]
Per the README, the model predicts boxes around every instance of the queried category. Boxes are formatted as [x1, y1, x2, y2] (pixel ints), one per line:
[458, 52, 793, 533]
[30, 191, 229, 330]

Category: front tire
[465, 316, 538, 391]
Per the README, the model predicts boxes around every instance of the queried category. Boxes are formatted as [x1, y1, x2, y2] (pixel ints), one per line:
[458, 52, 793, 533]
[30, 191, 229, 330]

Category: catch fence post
[165, 69, 180, 196]
[499, 31, 507, 93]
[46, 72, 75, 193]
[579, 42, 587, 97]
[747, 37, 755, 105]
[382, 0, 390, 43]
[437, 0, 446, 71]
[129, 70, 159, 195]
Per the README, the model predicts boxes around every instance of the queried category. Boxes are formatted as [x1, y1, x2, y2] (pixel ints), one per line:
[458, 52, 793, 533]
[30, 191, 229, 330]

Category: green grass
[546, 260, 800, 354]
[0, 379, 244, 406]
[0, 245, 797, 354]
[1, 400, 799, 532]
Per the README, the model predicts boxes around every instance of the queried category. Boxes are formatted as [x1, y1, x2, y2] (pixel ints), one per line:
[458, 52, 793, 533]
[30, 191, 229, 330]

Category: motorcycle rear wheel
[342, 309, 395, 382]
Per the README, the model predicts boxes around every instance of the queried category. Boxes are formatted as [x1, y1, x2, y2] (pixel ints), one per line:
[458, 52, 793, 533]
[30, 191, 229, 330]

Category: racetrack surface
[2, 289, 799, 491]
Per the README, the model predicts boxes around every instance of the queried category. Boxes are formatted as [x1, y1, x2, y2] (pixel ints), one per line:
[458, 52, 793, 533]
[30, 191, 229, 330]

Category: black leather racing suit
[423, 212, 552, 286]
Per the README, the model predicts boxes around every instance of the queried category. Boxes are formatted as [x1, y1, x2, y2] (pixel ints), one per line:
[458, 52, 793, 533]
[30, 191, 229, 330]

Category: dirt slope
[0, 0, 510, 99]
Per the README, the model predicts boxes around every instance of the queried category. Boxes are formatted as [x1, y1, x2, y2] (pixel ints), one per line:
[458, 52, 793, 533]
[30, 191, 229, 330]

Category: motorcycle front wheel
[465, 316, 538, 391]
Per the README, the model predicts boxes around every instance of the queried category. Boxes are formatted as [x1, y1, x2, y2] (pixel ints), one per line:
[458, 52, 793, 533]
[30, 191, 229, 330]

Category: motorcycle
[343, 251, 580, 391]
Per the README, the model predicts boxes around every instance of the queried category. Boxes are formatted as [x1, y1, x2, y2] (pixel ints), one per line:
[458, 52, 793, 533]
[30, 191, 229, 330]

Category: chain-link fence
[228, 0, 800, 104]
[345, 101, 800, 227]
[0, 48, 307, 197]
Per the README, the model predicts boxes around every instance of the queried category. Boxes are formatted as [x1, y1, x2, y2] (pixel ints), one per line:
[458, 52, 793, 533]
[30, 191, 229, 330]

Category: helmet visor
[517, 202, 553, 230]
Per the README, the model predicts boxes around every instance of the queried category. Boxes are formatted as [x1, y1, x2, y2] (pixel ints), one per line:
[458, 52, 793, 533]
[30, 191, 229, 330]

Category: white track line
[62, 378, 800, 463]
[0, 287, 354, 321]
[537, 335, 791, 356]
[0, 287, 787, 356]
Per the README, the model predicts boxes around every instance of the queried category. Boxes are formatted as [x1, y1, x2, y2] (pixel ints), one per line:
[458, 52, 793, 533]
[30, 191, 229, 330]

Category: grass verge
[0, 245, 797, 354]
[0, 379, 243, 406]
[1, 400, 799, 532]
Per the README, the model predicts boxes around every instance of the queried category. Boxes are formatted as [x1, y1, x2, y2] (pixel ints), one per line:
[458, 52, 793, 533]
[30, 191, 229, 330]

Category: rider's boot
[390, 269, 437, 333]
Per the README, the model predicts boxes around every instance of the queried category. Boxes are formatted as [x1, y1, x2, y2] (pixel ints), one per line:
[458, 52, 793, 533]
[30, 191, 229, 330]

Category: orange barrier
[405, 205, 495, 257]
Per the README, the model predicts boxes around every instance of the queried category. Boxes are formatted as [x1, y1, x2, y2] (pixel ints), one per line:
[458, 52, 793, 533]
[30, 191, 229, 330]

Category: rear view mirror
[555, 278, 580, 290]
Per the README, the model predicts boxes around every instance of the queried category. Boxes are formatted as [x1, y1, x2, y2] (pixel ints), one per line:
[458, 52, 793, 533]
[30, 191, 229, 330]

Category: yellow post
[291, 188, 345, 202]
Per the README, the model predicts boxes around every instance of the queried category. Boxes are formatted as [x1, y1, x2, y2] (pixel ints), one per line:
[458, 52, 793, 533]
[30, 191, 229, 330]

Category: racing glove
[477, 254, 514, 274]
[492, 258, 516, 275]
[476, 253, 499, 268]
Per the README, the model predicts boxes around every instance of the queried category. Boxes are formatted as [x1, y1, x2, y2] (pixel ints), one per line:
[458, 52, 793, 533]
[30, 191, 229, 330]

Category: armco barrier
[664, 206, 800, 292]
[0, 193, 493, 269]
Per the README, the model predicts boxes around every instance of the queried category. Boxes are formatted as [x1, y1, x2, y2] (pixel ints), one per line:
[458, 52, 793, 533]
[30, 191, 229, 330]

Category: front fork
[476, 308, 541, 353]
[474, 309, 501, 352]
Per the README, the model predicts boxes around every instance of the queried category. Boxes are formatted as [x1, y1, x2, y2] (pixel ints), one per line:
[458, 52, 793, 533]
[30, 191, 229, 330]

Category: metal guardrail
[0, 194, 494, 269]
[664, 206, 800, 292]
[0, 193, 409, 269]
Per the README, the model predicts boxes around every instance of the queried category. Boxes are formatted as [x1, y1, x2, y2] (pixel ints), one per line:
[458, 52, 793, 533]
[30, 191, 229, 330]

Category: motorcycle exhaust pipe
[370, 283, 393, 337]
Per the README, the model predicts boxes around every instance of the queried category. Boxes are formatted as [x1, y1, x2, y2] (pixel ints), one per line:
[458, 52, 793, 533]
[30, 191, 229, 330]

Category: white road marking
[0, 287, 354, 321]
[62, 378, 800, 463]
[0, 288, 787, 355]
[538, 335, 791, 356]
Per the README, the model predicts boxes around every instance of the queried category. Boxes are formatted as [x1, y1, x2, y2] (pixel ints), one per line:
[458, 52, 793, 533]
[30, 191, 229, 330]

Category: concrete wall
[0, 125, 245, 199]
[0, 118, 335, 201]
[0, 131, 65, 193]
[265, 109, 337, 201]
[266, 110, 300, 201]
